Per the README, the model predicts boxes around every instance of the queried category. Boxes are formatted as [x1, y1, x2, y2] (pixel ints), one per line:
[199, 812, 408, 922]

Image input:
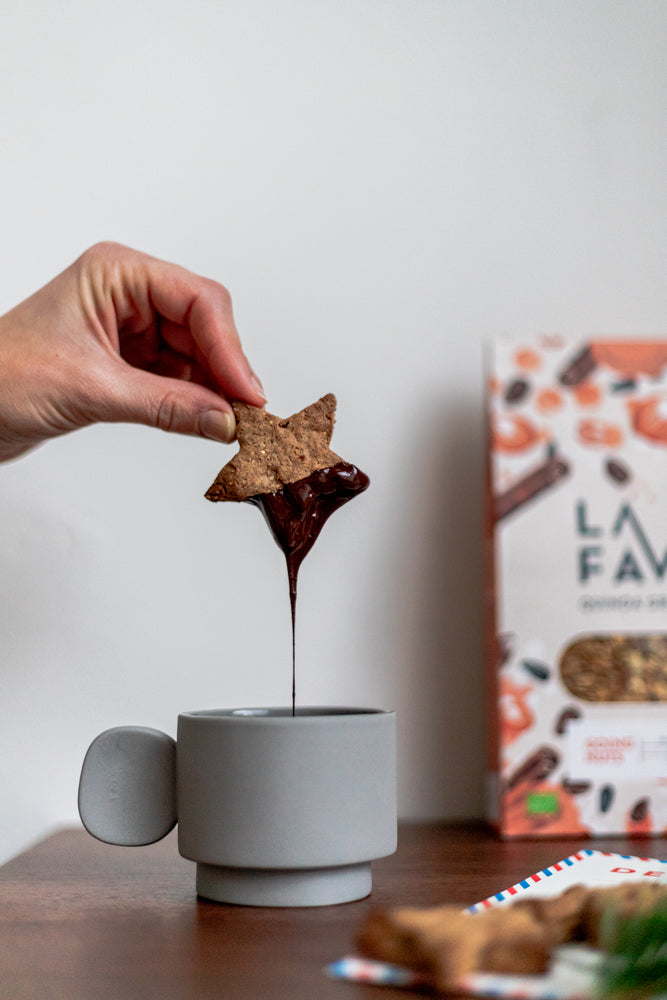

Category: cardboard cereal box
[485, 336, 667, 837]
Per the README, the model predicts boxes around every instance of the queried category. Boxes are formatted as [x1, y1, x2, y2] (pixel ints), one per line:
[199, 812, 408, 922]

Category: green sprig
[596, 899, 667, 999]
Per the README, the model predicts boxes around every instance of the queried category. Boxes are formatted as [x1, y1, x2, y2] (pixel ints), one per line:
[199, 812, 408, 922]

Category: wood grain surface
[1, 824, 665, 999]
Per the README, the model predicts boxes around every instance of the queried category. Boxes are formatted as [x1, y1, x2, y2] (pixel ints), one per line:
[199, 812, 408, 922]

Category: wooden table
[1, 824, 665, 999]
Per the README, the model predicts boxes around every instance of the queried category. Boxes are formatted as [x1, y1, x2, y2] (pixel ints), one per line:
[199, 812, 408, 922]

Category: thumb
[95, 365, 237, 442]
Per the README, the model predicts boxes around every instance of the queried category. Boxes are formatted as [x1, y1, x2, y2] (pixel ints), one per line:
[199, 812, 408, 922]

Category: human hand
[0, 242, 266, 461]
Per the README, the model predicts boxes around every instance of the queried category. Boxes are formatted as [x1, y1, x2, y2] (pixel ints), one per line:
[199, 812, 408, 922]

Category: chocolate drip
[246, 462, 370, 714]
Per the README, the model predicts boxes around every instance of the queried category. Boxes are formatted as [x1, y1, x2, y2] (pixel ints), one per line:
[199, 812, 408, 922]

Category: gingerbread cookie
[205, 394, 342, 501]
[358, 903, 549, 991]
[357, 883, 667, 994]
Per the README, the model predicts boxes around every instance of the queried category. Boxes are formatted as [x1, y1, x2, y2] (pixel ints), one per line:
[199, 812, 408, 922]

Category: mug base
[196, 861, 372, 907]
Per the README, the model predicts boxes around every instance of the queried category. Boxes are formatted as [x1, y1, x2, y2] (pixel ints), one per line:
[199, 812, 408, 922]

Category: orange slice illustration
[514, 348, 541, 372]
[493, 414, 540, 453]
[577, 419, 623, 448]
[628, 394, 667, 446]
[500, 677, 534, 746]
[573, 382, 602, 407]
[592, 341, 667, 378]
[535, 388, 563, 413]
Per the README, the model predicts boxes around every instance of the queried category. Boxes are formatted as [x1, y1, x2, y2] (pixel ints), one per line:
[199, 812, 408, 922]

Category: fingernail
[201, 409, 235, 443]
[250, 368, 267, 403]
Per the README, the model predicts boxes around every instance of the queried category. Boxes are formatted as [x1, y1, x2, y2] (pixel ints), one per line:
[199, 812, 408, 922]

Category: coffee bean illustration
[629, 797, 649, 823]
[522, 659, 551, 681]
[599, 785, 615, 813]
[554, 706, 582, 736]
[561, 778, 591, 795]
[504, 378, 530, 404]
[605, 458, 631, 485]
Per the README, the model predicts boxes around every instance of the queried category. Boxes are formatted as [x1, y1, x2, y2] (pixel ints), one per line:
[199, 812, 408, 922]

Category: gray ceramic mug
[78, 707, 397, 907]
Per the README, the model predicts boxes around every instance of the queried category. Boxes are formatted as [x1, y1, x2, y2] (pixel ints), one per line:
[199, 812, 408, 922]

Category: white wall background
[0, 0, 665, 863]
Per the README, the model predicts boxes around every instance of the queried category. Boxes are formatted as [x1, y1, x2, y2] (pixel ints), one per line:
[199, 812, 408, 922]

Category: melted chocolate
[246, 462, 370, 714]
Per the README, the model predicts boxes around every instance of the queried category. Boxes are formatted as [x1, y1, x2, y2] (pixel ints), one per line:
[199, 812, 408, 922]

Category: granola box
[484, 336, 667, 837]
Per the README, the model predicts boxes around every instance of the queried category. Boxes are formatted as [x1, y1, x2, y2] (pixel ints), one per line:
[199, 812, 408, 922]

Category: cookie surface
[205, 394, 342, 501]
[357, 883, 667, 993]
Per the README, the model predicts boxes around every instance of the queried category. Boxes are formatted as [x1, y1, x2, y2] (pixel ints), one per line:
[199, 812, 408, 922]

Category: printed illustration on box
[485, 337, 667, 837]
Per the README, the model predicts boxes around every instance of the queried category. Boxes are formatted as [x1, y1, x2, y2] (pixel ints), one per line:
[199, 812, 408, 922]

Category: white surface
[0, 1, 665, 864]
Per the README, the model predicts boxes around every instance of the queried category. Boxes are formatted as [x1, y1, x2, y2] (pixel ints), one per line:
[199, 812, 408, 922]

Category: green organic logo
[526, 791, 559, 815]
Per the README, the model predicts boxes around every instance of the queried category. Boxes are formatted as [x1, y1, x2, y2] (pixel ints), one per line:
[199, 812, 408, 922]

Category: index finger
[143, 256, 266, 406]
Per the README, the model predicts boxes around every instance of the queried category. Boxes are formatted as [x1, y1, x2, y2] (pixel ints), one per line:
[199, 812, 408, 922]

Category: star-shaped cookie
[205, 394, 343, 501]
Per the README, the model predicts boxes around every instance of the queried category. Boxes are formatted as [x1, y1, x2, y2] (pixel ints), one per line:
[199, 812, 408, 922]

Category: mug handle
[78, 726, 177, 846]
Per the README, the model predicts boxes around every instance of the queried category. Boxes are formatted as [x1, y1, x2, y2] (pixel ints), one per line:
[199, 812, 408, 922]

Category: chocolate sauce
[246, 462, 370, 714]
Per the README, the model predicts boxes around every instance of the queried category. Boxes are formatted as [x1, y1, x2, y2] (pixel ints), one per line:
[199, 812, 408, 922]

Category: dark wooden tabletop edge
[1, 823, 78, 868]
[4, 817, 666, 876]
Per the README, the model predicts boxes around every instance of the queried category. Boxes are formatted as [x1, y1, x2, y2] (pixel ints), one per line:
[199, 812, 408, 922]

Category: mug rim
[179, 706, 394, 721]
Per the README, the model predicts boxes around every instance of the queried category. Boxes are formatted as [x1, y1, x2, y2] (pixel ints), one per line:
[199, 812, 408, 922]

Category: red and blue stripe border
[467, 849, 667, 914]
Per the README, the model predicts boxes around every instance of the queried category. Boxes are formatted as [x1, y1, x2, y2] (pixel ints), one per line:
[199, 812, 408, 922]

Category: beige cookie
[205, 394, 342, 501]
[357, 883, 667, 994]
[358, 903, 550, 992]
